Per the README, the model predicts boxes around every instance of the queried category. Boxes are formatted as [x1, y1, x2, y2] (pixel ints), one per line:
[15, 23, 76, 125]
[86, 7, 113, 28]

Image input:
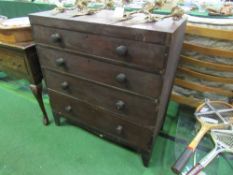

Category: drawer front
[44, 70, 158, 126]
[49, 90, 153, 150]
[37, 46, 162, 98]
[0, 47, 27, 74]
[33, 25, 167, 72]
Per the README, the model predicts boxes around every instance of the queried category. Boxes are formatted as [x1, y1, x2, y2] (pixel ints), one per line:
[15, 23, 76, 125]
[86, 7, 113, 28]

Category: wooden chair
[171, 24, 233, 107]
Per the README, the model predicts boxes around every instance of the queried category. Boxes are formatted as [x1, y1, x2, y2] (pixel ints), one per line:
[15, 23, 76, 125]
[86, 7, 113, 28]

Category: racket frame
[186, 129, 233, 175]
[172, 100, 233, 174]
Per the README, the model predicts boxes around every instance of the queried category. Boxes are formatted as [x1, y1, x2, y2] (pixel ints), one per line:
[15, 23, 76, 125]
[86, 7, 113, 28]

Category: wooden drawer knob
[65, 105, 72, 112]
[61, 81, 69, 90]
[115, 100, 125, 110]
[116, 45, 128, 56]
[56, 58, 65, 66]
[115, 73, 127, 83]
[51, 33, 61, 43]
[116, 125, 123, 134]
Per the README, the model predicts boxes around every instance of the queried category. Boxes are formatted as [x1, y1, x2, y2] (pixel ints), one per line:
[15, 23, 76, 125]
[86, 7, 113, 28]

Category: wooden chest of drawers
[29, 10, 186, 166]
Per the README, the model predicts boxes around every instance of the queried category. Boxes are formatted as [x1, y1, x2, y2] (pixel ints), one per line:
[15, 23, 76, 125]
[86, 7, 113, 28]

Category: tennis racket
[186, 129, 233, 175]
[172, 100, 233, 174]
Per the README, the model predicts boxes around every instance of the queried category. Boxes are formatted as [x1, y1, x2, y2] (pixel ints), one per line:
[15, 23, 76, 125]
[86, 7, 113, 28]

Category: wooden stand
[0, 41, 49, 125]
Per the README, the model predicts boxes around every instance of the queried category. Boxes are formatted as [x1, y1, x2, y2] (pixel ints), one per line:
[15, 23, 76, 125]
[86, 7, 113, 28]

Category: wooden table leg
[141, 150, 152, 167]
[52, 111, 61, 126]
[30, 83, 49, 125]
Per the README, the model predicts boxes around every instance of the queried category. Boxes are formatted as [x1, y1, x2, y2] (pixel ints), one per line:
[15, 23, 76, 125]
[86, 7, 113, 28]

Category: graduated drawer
[37, 46, 162, 98]
[33, 25, 167, 72]
[49, 89, 153, 150]
[44, 69, 158, 126]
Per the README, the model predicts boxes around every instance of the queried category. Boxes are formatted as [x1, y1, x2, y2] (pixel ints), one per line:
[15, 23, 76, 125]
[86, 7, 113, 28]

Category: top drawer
[32, 25, 168, 72]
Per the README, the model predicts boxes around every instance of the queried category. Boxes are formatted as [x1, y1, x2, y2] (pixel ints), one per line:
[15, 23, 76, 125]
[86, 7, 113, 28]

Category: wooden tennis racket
[186, 129, 233, 175]
[172, 100, 233, 174]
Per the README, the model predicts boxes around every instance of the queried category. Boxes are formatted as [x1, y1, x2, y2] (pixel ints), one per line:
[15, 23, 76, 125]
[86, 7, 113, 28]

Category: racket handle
[172, 148, 194, 174]
[186, 163, 204, 175]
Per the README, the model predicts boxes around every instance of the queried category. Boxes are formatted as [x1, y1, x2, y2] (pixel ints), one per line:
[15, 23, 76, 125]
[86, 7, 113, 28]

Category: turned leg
[141, 151, 152, 167]
[53, 111, 61, 126]
[30, 83, 49, 125]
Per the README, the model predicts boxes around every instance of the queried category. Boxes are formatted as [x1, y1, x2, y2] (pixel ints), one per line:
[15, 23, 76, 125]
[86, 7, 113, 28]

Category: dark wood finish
[141, 150, 152, 167]
[29, 10, 180, 44]
[44, 69, 158, 126]
[37, 46, 162, 98]
[33, 25, 167, 72]
[154, 21, 187, 135]
[52, 111, 61, 126]
[49, 89, 153, 150]
[30, 10, 186, 166]
[30, 84, 49, 125]
[0, 42, 49, 125]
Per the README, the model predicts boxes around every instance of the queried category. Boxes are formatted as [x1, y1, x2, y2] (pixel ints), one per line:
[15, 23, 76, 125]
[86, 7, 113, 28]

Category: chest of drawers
[29, 10, 186, 166]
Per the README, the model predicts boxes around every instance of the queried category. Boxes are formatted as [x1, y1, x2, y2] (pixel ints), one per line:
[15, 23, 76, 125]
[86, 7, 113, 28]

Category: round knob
[61, 81, 69, 90]
[116, 125, 123, 134]
[115, 100, 125, 110]
[56, 58, 65, 66]
[65, 105, 72, 112]
[51, 33, 61, 43]
[116, 45, 128, 56]
[115, 73, 127, 83]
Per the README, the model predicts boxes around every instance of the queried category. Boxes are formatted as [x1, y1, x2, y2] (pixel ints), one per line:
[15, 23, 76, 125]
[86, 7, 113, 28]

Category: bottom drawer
[49, 89, 154, 150]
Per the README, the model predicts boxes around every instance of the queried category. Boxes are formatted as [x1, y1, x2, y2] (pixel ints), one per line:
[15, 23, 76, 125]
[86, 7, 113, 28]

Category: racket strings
[196, 103, 233, 125]
[214, 132, 233, 149]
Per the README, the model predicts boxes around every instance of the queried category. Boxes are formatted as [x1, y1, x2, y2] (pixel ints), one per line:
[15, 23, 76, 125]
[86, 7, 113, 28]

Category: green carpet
[0, 77, 232, 175]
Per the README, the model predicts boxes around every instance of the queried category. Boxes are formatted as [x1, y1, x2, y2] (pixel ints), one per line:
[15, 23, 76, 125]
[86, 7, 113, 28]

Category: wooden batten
[178, 67, 233, 84]
[186, 25, 233, 41]
[171, 93, 201, 107]
[183, 42, 233, 58]
[180, 55, 233, 72]
[175, 78, 233, 97]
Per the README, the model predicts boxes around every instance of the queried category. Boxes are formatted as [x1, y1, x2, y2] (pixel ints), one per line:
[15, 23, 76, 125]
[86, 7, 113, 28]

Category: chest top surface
[30, 10, 186, 34]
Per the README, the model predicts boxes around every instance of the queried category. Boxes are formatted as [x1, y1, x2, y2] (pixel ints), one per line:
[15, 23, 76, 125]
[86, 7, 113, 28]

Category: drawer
[44, 69, 158, 126]
[49, 89, 153, 150]
[33, 25, 167, 72]
[0, 47, 27, 74]
[37, 46, 162, 98]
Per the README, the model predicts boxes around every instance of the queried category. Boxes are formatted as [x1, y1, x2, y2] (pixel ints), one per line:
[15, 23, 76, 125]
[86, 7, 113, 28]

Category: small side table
[0, 41, 49, 125]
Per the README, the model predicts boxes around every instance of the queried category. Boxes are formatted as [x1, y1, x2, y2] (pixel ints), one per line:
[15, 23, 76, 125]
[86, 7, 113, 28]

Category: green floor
[0, 76, 232, 175]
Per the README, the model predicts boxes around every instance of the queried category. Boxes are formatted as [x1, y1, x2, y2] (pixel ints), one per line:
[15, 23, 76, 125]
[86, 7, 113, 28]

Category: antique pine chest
[29, 10, 186, 166]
